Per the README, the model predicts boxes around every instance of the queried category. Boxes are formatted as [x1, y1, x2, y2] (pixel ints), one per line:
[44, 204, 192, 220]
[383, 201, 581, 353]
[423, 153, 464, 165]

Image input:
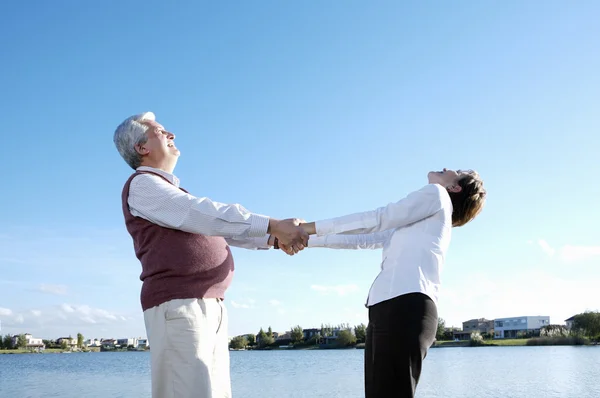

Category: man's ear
[135, 144, 149, 156]
[447, 184, 462, 193]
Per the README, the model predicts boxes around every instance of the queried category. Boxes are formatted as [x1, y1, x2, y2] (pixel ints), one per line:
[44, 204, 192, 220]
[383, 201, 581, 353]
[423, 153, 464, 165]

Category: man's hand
[300, 222, 316, 235]
[268, 218, 309, 254]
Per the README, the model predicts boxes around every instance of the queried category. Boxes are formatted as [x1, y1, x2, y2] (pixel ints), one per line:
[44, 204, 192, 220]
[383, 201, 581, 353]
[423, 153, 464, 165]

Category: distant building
[494, 316, 550, 338]
[564, 315, 576, 329]
[453, 318, 494, 340]
[84, 338, 102, 347]
[57, 337, 77, 347]
[12, 333, 45, 350]
[136, 339, 149, 349]
[302, 328, 320, 340]
[117, 338, 136, 347]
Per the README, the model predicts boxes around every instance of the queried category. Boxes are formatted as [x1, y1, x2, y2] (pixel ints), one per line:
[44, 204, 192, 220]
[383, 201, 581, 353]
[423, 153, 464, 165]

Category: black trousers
[365, 293, 438, 398]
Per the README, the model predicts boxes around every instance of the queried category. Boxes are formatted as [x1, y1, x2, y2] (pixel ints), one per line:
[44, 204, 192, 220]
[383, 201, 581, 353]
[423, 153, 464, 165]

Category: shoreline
[3, 338, 596, 355]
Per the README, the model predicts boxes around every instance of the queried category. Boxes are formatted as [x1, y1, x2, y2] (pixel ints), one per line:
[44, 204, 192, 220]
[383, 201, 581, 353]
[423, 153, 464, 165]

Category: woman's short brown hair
[448, 170, 486, 227]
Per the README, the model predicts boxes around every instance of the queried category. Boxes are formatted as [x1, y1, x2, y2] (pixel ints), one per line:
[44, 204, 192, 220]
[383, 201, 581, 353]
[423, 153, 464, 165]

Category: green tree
[267, 326, 273, 337]
[77, 333, 84, 348]
[17, 334, 27, 349]
[257, 328, 266, 342]
[436, 318, 446, 340]
[336, 329, 357, 347]
[260, 334, 275, 348]
[572, 311, 600, 340]
[291, 326, 304, 344]
[320, 323, 333, 338]
[60, 339, 68, 350]
[3, 334, 14, 349]
[246, 334, 256, 346]
[354, 324, 367, 343]
[229, 336, 248, 350]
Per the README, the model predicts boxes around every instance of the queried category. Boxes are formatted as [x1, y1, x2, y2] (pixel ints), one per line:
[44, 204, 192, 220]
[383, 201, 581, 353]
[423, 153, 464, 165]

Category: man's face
[137, 120, 180, 162]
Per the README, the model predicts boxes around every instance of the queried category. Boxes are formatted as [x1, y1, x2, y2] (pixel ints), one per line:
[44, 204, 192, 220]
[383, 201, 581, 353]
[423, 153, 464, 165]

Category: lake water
[0, 346, 598, 397]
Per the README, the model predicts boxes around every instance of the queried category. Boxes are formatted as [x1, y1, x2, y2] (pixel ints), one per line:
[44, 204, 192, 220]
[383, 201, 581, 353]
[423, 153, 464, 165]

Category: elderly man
[113, 111, 308, 398]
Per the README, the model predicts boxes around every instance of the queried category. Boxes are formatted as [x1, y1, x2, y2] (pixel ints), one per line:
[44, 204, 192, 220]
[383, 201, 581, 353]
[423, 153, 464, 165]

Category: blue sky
[1, 1, 599, 340]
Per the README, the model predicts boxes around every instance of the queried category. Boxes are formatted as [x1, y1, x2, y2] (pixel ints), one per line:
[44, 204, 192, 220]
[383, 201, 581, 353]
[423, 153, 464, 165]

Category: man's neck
[140, 161, 176, 174]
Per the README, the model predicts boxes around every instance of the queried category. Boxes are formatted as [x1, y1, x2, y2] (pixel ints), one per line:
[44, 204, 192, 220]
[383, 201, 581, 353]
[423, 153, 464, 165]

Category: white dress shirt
[127, 166, 271, 250]
[308, 183, 453, 307]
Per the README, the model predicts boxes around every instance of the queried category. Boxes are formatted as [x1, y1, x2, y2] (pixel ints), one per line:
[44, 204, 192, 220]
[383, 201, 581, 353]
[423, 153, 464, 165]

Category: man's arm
[301, 184, 448, 236]
[128, 174, 308, 248]
[224, 235, 274, 250]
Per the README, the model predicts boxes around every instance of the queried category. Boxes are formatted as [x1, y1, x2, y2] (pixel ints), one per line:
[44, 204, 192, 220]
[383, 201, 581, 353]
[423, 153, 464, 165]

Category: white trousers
[143, 298, 231, 398]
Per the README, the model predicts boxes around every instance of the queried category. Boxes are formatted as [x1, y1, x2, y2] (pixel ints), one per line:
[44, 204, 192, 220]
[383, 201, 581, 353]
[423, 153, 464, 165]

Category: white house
[494, 316, 550, 338]
[12, 333, 45, 349]
[57, 337, 77, 347]
[564, 315, 576, 329]
[136, 339, 149, 349]
[84, 338, 102, 347]
[117, 338, 137, 347]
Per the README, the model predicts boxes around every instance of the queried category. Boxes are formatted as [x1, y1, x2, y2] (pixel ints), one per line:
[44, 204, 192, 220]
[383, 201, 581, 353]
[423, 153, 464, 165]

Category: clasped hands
[268, 218, 316, 256]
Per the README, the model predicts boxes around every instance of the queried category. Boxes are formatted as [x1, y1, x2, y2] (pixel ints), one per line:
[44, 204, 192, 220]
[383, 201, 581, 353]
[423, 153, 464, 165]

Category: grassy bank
[0, 347, 101, 354]
[434, 339, 528, 347]
[0, 348, 65, 354]
[434, 337, 592, 347]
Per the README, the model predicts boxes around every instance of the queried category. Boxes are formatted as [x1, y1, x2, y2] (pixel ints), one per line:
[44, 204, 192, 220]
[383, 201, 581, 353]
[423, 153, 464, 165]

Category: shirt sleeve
[315, 184, 448, 236]
[307, 230, 392, 249]
[128, 173, 270, 238]
[225, 236, 271, 250]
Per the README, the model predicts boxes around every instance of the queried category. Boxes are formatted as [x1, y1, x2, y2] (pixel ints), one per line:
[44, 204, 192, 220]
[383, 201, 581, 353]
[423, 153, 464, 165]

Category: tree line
[0, 333, 85, 350]
[229, 323, 368, 350]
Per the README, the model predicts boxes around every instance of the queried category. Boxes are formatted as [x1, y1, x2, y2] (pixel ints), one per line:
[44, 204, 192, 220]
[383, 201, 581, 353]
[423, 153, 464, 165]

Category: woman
[298, 168, 486, 398]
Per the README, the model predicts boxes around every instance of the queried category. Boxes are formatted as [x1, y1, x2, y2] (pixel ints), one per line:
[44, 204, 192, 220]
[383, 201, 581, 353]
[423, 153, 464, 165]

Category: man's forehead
[141, 119, 165, 130]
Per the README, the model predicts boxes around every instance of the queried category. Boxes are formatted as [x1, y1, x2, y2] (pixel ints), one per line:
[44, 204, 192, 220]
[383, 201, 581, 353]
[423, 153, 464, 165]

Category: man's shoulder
[130, 171, 171, 186]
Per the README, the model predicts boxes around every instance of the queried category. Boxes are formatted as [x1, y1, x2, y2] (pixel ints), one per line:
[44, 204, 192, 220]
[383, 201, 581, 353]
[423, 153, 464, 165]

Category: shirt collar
[137, 166, 180, 187]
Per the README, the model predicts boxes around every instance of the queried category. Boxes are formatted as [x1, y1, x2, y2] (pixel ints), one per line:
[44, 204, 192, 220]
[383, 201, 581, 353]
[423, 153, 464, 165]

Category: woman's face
[428, 169, 463, 192]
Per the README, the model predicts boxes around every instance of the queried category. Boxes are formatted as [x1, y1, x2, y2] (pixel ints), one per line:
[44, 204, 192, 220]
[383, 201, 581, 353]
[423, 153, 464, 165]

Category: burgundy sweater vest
[121, 171, 234, 311]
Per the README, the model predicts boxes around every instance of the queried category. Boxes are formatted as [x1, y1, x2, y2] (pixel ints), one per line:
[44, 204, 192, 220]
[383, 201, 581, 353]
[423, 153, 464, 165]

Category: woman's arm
[306, 230, 393, 249]
[303, 184, 449, 237]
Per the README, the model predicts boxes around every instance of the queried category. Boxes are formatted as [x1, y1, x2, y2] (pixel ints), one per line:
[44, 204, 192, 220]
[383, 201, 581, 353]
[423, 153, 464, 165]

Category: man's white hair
[113, 112, 156, 170]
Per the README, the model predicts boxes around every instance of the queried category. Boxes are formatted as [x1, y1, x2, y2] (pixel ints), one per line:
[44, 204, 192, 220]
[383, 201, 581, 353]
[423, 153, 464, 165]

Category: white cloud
[311, 284, 360, 296]
[0, 307, 12, 316]
[30, 310, 42, 317]
[537, 240, 556, 256]
[38, 284, 68, 296]
[269, 300, 281, 307]
[536, 239, 600, 262]
[231, 301, 250, 309]
[61, 304, 75, 313]
[560, 245, 600, 262]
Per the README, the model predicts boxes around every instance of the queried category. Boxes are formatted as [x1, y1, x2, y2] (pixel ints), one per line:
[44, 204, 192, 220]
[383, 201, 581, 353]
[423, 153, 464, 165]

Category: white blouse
[308, 183, 453, 307]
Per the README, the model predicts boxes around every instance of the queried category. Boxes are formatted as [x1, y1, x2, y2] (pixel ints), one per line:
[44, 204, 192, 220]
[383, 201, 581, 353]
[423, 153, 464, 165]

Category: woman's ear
[447, 184, 462, 193]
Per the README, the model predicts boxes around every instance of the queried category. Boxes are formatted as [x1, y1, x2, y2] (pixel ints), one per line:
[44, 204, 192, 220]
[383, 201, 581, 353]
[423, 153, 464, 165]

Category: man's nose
[168, 132, 176, 140]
